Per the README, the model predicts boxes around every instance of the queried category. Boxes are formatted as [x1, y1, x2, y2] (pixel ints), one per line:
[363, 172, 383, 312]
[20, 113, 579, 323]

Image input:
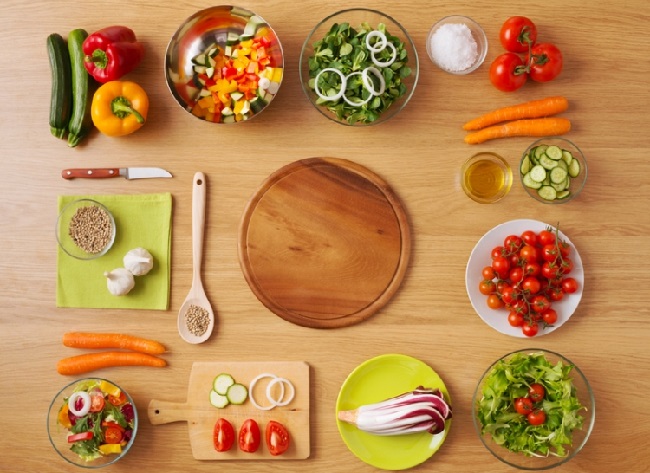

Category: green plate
[335, 354, 452, 470]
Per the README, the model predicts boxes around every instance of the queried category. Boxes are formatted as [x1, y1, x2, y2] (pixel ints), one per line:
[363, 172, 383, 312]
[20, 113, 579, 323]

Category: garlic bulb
[104, 268, 135, 296]
[123, 248, 154, 276]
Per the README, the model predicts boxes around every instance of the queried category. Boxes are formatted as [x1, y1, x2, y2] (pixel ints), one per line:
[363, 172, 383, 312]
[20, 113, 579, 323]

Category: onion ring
[361, 67, 386, 96]
[371, 41, 397, 67]
[314, 67, 347, 101]
[266, 377, 295, 407]
[68, 391, 91, 417]
[248, 373, 278, 411]
[342, 72, 371, 107]
[365, 30, 388, 53]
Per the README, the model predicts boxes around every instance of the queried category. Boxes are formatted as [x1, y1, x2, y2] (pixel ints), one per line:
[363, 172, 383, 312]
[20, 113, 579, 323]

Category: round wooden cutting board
[238, 158, 411, 328]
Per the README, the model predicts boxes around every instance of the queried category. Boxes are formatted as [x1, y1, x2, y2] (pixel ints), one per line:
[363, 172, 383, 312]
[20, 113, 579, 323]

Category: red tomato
[524, 262, 541, 277]
[214, 418, 235, 452]
[514, 397, 534, 415]
[479, 280, 496, 295]
[501, 287, 516, 305]
[491, 246, 506, 259]
[104, 426, 123, 444]
[522, 276, 541, 295]
[531, 295, 550, 313]
[487, 294, 504, 310]
[560, 257, 574, 275]
[542, 261, 563, 280]
[239, 419, 261, 453]
[541, 244, 559, 262]
[499, 16, 537, 53]
[482, 266, 496, 280]
[504, 234, 523, 253]
[529, 383, 545, 402]
[89, 392, 105, 412]
[527, 43, 563, 82]
[508, 311, 524, 327]
[509, 253, 521, 267]
[562, 277, 578, 294]
[265, 420, 290, 456]
[522, 321, 539, 337]
[107, 392, 127, 406]
[519, 245, 538, 263]
[542, 308, 558, 325]
[509, 267, 524, 284]
[511, 299, 529, 315]
[549, 286, 564, 302]
[521, 230, 537, 246]
[558, 240, 571, 258]
[489, 53, 528, 92]
[527, 409, 547, 425]
[492, 256, 511, 279]
[537, 230, 556, 246]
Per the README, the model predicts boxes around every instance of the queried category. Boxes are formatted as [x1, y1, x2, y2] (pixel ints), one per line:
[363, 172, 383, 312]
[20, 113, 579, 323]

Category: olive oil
[461, 153, 512, 203]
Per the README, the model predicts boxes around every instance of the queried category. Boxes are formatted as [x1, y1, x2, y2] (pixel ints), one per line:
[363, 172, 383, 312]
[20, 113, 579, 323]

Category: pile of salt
[428, 23, 478, 72]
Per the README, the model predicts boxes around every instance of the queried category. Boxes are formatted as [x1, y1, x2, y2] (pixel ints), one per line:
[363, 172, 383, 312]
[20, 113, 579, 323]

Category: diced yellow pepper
[100, 380, 121, 398]
[197, 95, 214, 109]
[271, 68, 283, 83]
[99, 444, 122, 456]
[239, 39, 253, 48]
[217, 91, 231, 104]
[191, 103, 206, 118]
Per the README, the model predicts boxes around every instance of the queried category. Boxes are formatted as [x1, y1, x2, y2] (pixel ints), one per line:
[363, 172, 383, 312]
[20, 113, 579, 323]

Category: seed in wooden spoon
[185, 304, 210, 336]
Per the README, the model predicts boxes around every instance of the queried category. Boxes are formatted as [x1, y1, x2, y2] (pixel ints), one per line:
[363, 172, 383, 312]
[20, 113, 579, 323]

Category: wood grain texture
[239, 158, 410, 327]
[1, 0, 649, 472]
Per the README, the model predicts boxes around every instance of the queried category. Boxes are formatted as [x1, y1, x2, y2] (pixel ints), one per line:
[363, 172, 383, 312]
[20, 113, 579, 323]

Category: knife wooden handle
[62, 168, 121, 179]
[147, 399, 192, 425]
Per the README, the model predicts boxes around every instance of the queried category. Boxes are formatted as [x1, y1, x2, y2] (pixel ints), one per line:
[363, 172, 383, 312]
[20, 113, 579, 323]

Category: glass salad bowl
[299, 8, 419, 126]
[56, 198, 116, 260]
[473, 349, 595, 470]
[47, 378, 138, 468]
[165, 5, 284, 123]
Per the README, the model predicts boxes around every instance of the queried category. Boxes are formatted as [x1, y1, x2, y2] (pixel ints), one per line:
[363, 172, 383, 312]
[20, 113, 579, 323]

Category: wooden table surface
[1, 1, 649, 471]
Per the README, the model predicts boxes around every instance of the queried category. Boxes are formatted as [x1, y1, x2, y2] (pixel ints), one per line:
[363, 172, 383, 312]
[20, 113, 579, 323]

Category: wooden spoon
[177, 172, 215, 344]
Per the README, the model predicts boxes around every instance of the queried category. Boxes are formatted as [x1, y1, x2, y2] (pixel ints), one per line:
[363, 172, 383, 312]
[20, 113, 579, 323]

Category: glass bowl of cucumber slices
[165, 5, 284, 124]
[520, 137, 587, 204]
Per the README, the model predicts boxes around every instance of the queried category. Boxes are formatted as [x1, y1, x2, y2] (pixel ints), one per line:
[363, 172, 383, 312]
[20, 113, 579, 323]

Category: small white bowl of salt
[426, 15, 488, 74]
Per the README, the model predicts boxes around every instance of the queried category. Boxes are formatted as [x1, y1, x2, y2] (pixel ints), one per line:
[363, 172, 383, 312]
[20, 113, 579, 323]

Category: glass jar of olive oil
[461, 152, 512, 203]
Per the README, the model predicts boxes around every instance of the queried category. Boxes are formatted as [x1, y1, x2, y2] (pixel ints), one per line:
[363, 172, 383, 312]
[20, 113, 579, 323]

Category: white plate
[465, 219, 584, 337]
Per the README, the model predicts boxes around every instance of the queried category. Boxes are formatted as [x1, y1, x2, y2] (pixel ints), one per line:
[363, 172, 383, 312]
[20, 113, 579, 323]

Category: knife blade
[62, 167, 172, 180]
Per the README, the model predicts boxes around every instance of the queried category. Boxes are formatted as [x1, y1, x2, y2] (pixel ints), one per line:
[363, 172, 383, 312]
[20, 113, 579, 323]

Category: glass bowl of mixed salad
[47, 378, 137, 468]
[165, 5, 284, 124]
[473, 349, 595, 470]
[299, 8, 419, 126]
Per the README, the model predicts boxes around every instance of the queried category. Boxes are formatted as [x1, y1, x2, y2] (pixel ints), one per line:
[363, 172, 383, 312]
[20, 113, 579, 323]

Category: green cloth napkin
[56, 193, 172, 310]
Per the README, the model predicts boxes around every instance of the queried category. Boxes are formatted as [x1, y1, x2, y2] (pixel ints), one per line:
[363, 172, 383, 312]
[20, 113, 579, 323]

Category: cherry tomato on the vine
[508, 311, 524, 327]
[511, 299, 529, 315]
[482, 266, 496, 280]
[562, 277, 578, 294]
[499, 16, 538, 53]
[542, 261, 563, 280]
[527, 43, 563, 82]
[549, 286, 564, 302]
[492, 256, 511, 279]
[542, 308, 558, 325]
[560, 257, 574, 275]
[531, 295, 550, 313]
[501, 287, 516, 305]
[521, 230, 537, 246]
[509, 267, 524, 284]
[479, 280, 496, 295]
[504, 234, 523, 253]
[489, 53, 528, 92]
[538, 230, 556, 246]
[491, 246, 506, 259]
[524, 262, 541, 277]
[522, 276, 541, 295]
[486, 294, 504, 309]
[522, 321, 539, 337]
[558, 240, 571, 258]
[541, 244, 559, 262]
[519, 245, 538, 263]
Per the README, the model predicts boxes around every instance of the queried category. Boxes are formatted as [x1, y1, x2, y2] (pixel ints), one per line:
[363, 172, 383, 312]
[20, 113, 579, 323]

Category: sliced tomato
[238, 419, 261, 453]
[213, 418, 235, 452]
[89, 392, 105, 412]
[68, 431, 93, 443]
[107, 391, 127, 406]
[266, 420, 290, 456]
[104, 426, 123, 444]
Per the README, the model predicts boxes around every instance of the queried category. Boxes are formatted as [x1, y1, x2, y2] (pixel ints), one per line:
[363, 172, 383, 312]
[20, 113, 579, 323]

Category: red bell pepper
[82, 26, 144, 83]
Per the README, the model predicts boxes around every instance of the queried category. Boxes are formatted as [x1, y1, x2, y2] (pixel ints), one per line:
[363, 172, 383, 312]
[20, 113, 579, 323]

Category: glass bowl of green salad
[473, 349, 595, 470]
[47, 378, 138, 468]
[299, 8, 419, 126]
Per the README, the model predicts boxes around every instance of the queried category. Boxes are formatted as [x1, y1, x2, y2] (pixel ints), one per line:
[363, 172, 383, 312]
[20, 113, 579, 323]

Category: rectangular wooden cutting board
[148, 361, 310, 460]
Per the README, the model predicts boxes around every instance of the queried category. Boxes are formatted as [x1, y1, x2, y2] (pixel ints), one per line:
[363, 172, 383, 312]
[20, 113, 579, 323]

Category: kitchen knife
[62, 167, 172, 180]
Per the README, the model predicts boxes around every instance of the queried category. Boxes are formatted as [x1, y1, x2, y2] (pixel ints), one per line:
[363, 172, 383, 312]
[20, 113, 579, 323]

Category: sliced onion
[314, 67, 347, 101]
[342, 72, 371, 107]
[365, 30, 387, 53]
[266, 377, 295, 407]
[68, 392, 91, 417]
[248, 373, 278, 411]
[362, 67, 386, 96]
[371, 41, 397, 68]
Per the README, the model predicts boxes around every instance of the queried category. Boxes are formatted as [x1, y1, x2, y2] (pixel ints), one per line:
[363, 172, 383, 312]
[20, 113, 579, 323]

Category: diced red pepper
[68, 431, 94, 443]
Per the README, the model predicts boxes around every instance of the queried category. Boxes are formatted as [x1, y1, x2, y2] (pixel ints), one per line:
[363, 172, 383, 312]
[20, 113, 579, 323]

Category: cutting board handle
[147, 399, 192, 425]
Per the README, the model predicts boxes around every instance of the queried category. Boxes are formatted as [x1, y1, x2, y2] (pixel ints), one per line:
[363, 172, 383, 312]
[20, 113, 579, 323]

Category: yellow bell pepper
[99, 443, 122, 455]
[91, 81, 149, 137]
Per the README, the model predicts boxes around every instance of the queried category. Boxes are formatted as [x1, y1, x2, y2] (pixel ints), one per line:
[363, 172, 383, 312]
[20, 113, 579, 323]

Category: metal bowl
[299, 8, 418, 126]
[165, 5, 284, 123]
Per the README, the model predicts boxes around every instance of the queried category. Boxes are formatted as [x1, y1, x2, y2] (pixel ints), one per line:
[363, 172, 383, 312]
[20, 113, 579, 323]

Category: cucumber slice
[210, 390, 229, 408]
[539, 154, 559, 170]
[556, 190, 571, 199]
[561, 150, 574, 165]
[549, 166, 568, 184]
[520, 154, 531, 175]
[534, 145, 548, 161]
[537, 185, 558, 201]
[213, 373, 235, 395]
[551, 179, 567, 192]
[528, 164, 547, 183]
[226, 383, 248, 405]
[523, 172, 543, 189]
[545, 145, 563, 160]
[568, 158, 581, 178]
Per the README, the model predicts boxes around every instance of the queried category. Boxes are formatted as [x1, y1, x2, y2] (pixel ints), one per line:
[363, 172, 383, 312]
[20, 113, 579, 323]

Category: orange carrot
[464, 118, 571, 145]
[62, 332, 166, 355]
[57, 352, 167, 375]
[463, 96, 569, 131]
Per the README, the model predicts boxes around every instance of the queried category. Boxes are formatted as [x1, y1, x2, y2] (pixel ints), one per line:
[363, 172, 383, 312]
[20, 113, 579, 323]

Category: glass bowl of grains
[426, 15, 487, 75]
[56, 198, 116, 260]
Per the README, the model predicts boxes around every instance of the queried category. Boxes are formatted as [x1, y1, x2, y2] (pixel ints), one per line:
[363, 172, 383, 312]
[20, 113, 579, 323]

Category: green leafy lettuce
[476, 352, 586, 458]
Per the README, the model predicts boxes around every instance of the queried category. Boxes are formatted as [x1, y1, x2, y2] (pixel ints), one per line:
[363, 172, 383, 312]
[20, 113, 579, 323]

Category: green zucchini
[66, 29, 93, 147]
[47, 33, 72, 139]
